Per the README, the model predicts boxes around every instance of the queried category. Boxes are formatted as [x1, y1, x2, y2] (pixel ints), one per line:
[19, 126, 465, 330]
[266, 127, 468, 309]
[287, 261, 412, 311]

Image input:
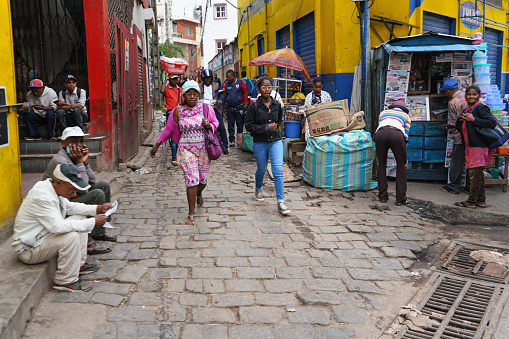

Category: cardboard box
[305, 100, 351, 137]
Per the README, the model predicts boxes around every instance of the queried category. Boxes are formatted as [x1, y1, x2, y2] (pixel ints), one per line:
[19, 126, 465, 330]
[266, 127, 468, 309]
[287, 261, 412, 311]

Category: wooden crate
[288, 141, 307, 165]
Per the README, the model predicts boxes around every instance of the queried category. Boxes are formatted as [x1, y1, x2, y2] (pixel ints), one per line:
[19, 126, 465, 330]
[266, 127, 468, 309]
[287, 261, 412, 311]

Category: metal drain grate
[400, 275, 503, 338]
[442, 245, 509, 284]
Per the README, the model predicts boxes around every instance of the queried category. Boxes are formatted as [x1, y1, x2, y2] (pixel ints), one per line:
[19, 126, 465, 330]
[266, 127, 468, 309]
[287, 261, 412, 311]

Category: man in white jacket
[22, 79, 59, 140]
[13, 164, 112, 292]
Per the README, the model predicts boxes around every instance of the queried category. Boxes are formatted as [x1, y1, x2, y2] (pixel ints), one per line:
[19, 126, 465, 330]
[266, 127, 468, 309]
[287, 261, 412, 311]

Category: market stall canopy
[378, 32, 479, 55]
[248, 48, 312, 83]
[160, 56, 188, 75]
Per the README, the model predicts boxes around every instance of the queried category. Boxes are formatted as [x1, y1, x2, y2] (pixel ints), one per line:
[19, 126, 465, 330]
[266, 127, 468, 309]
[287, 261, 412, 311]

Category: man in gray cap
[55, 74, 88, 131]
[13, 164, 113, 292]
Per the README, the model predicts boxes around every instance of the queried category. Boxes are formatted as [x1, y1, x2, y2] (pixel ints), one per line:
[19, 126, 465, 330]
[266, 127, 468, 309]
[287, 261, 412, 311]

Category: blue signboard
[460, 1, 482, 30]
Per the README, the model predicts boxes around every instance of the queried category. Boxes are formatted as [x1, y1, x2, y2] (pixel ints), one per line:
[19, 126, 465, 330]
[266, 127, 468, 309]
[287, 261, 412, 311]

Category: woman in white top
[303, 77, 332, 140]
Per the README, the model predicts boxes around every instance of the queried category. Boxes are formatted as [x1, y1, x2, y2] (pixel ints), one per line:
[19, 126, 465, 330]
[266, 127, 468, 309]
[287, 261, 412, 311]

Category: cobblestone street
[23, 145, 446, 339]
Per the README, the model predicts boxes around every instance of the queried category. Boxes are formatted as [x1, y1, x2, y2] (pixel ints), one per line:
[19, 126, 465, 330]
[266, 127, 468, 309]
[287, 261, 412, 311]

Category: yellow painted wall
[0, 0, 22, 231]
[238, 0, 509, 78]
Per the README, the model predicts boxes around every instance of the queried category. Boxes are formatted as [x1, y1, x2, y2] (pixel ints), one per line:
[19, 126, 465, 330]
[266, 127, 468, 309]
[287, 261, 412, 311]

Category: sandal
[197, 195, 204, 207]
[87, 241, 112, 255]
[92, 234, 117, 242]
[395, 199, 411, 206]
[475, 202, 487, 208]
[185, 215, 195, 225]
[454, 201, 476, 208]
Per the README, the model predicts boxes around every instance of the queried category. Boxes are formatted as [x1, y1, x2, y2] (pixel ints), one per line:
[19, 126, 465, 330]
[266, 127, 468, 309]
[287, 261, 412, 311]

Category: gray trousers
[71, 181, 110, 236]
[56, 108, 87, 130]
[446, 143, 466, 192]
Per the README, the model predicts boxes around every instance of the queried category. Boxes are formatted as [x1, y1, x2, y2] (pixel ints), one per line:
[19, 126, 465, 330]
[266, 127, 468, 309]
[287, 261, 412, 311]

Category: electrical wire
[224, 0, 239, 9]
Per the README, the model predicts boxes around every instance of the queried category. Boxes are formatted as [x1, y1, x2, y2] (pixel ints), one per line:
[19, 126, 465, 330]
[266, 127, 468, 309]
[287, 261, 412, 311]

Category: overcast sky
[171, 0, 201, 19]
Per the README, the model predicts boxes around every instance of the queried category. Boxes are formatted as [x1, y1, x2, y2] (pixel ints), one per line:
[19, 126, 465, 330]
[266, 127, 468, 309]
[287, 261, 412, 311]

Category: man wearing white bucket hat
[13, 164, 113, 292]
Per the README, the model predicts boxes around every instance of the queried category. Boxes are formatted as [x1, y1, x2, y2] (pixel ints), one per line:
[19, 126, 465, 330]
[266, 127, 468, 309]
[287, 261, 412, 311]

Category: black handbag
[475, 121, 509, 149]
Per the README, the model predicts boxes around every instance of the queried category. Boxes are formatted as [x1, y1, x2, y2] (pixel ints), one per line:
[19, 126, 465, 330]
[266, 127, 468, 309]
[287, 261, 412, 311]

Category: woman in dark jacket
[244, 77, 290, 215]
[454, 85, 497, 208]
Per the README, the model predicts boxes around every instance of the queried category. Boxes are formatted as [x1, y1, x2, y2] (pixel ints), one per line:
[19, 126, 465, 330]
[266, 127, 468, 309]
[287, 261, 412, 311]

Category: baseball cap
[168, 74, 180, 79]
[389, 101, 409, 114]
[29, 79, 44, 88]
[440, 79, 459, 92]
[53, 164, 91, 190]
[65, 74, 77, 82]
[61, 126, 90, 140]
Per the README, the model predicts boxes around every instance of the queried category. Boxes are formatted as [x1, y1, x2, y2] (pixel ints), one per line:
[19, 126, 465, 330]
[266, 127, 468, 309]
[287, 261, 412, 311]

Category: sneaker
[255, 188, 264, 201]
[171, 160, 178, 166]
[278, 202, 291, 215]
[24, 136, 42, 141]
[49, 136, 58, 141]
[52, 279, 93, 292]
[229, 142, 235, 147]
[442, 185, 460, 195]
[223, 149, 229, 155]
[79, 262, 100, 275]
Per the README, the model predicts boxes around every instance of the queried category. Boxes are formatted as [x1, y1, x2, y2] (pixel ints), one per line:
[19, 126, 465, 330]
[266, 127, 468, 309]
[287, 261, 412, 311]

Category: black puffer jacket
[244, 97, 283, 142]
[456, 103, 497, 148]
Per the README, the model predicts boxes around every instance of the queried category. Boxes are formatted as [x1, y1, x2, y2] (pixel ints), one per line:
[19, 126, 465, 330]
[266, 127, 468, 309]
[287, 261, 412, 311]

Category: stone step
[18, 122, 90, 139]
[20, 152, 102, 173]
[19, 136, 104, 155]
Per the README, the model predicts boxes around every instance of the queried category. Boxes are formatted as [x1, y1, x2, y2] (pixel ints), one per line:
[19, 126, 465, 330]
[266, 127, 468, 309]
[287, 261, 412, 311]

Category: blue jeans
[252, 140, 285, 203]
[22, 110, 57, 138]
[170, 139, 178, 161]
[214, 109, 228, 149]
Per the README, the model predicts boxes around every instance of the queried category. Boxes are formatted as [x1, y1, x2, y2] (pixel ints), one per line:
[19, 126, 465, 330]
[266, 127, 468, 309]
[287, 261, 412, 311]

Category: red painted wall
[175, 21, 197, 40]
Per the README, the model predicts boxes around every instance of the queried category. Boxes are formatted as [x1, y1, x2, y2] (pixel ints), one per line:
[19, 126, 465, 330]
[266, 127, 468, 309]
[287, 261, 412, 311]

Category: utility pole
[358, 0, 372, 133]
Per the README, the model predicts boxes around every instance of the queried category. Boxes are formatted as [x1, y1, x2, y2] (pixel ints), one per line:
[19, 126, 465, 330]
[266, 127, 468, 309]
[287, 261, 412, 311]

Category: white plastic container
[475, 73, 490, 83]
[473, 63, 491, 73]
[477, 83, 490, 94]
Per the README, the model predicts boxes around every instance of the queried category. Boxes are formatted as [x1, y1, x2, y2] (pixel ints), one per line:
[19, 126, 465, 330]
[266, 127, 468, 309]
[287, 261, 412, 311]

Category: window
[185, 25, 193, 37]
[214, 4, 226, 19]
[216, 39, 226, 54]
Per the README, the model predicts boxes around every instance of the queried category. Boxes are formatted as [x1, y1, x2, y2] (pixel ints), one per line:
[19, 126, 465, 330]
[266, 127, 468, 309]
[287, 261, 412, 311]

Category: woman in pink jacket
[151, 81, 219, 225]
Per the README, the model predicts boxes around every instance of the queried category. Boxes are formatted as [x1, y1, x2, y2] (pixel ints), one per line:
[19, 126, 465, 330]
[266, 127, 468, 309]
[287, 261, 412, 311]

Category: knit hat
[389, 101, 409, 114]
[181, 80, 201, 96]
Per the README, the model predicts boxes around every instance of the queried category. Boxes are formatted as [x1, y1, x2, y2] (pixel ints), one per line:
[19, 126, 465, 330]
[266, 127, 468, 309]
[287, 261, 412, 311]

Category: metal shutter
[484, 27, 502, 86]
[138, 48, 144, 124]
[276, 25, 291, 78]
[257, 37, 265, 76]
[423, 12, 455, 35]
[293, 12, 316, 94]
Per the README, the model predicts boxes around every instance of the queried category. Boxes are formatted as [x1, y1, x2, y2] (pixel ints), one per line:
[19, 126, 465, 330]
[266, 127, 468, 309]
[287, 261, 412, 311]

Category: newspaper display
[444, 130, 454, 168]
[388, 53, 412, 71]
[384, 92, 407, 107]
[385, 52, 412, 108]
[436, 53, 453, 62]
[407, 95, 430, 121]
[386, 70, 410, 92]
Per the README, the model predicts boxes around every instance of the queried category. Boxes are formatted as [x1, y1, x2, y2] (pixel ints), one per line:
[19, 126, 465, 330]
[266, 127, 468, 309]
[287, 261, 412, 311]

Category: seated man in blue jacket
[222, 69, 249, 149]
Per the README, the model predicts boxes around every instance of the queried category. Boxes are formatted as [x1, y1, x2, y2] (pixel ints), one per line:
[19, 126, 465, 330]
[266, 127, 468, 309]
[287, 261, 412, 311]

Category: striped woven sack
[302, 130, 378, 191]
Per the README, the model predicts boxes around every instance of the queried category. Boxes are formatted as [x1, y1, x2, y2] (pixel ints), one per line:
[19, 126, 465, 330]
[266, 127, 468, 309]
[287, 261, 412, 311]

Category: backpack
[243, 77, 254, 97]
[60, 88, 90, 121]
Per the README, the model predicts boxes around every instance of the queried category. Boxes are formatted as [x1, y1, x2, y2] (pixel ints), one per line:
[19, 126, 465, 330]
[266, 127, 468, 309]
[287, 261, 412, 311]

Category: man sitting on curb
[43, 127, 116, 254]
[13, 164, 112, 292]
[55, 75, 88, 132]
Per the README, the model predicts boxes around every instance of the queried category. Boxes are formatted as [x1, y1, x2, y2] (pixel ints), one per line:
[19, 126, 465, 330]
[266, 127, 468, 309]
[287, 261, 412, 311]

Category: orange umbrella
[248, 48, 312, 83]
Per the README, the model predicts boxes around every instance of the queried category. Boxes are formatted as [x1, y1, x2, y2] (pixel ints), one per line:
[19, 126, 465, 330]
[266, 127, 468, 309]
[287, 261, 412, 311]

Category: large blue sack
[302, 130, 378, 191]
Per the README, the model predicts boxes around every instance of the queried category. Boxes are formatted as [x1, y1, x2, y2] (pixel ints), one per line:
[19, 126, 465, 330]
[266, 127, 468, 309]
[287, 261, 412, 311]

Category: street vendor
[303, 77, 332, 140]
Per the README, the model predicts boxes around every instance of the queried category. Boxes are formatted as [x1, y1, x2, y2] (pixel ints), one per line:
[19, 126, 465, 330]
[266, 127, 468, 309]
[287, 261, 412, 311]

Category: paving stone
[381, 246, 417, 259]
[208, 214, 231, 222]
[236, 248, 269, 257]
[140, 241, 159, 249]
[191, 307, 236, 323]
[163, 249, 200, 257]
[311, 241, 338, 250]
[115, 264, 148, 283]
[186, 280, 203, 293]
[264, 280, 304, 293]
[229, 325, 276, 339]
[319, 226, 349, 233]
[177, 258, 214, 267]
[107, 306, 155, 322]
[51, 291, 94, 303]
[367, 241, 391, 248]
[273, 325, 319, 339]
[92, 282, 132, 295]
[191, 268, 233, 279]
[163, 307, 187, 321]
[304, 279, 345, 291]
[340, 293, 381, 309]
[225, 280, 263, 292]
[138, 325, 180, 339]
[399, 258, 415, 269]
[204, 280, 225, 293]
[276, 267, 312, 279]
[389, 240, 422, 252]
[272, 249, 308, 258]
[201, 248, 236, 257]
[82, 260, 127, 280]
[347, 268, 401, 280]
[396, 232, 424, 241]
[255, 293, 299, 306]
[319, 258, 372, 268]
[376, 281, 405, 291]
[346, 224, 375, 233]
[150, 268, 188, 279]
[138, 259, 159, 267]
[371, 258, 404, 270]
[317, 327, 349, 339]
[308, 250, 335, 259]
[179, 293, 209, 306]
[176, 241, 210, 249]
[165, 279, 186, 292]
[216, 257, 248, 267]
[249, 257, 286, 267]
[116, 322, 137, 339]
[227, 221, 253, 228]
[137, 275, 162, 292]
[182, 324, 228, 339]
[310, 267, 349, 279]
[160, 257, 177, 266]
[343, 279, 382, 294]
[366, 232, 398, 242]
[239, 307, 284, 324]
[333, 249, 382, 259]
[127, 249, 163, 260]
[336, 234, 369, 242]
[194, 234, 223, 241]
[251, 241, 281, 249]
[90, 292, 124, 307]
[237, 267, 274, 279]
[297, 291, 340, 305]
[212, 293, 255, 307]
[287, 307, 331, 325]
[332, 306, 368, 324]
[129, 292, 163, 306]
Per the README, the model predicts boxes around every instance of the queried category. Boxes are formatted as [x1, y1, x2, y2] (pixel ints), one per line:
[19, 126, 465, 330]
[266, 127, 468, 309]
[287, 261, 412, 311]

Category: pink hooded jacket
[156, 103, 219, 145]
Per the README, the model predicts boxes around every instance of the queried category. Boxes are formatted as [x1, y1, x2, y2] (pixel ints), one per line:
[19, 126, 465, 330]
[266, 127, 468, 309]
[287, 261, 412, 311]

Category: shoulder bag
[202, 103, 225, 160]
